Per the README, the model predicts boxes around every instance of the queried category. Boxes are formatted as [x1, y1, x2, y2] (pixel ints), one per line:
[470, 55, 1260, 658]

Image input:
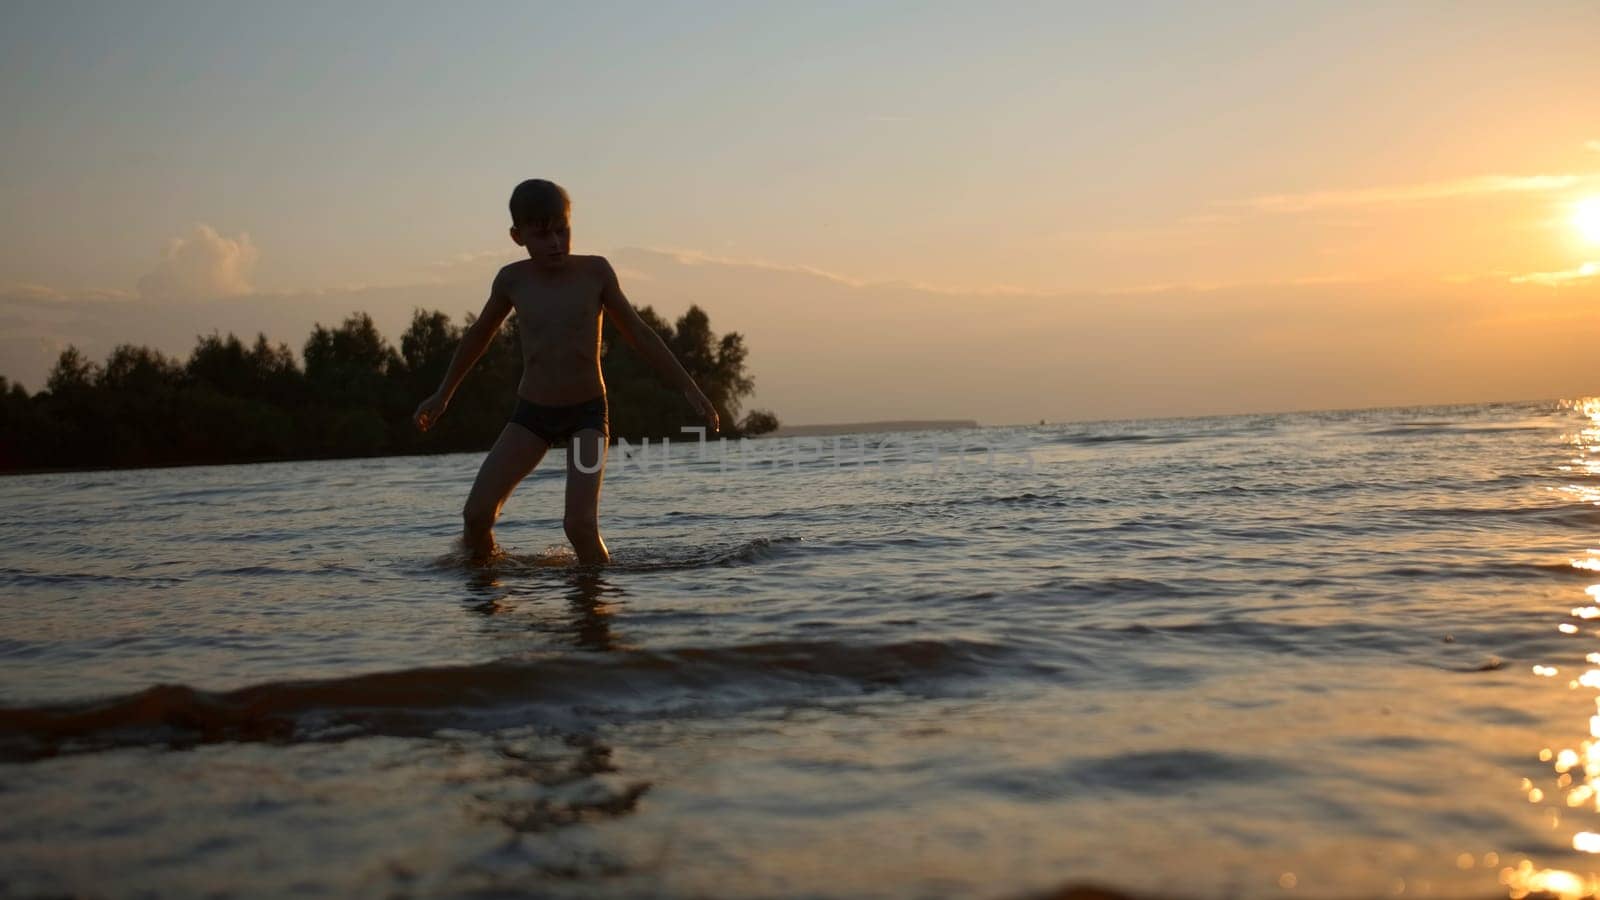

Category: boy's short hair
[509, 179, 571, 228]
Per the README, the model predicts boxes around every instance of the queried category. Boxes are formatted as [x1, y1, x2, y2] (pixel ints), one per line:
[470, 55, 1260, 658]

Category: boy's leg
[563, 427, 610, 565]
[463, 424, 550, 560]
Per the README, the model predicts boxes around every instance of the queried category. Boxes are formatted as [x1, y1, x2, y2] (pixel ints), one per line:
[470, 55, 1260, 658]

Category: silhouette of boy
[413, 179, 718, 563]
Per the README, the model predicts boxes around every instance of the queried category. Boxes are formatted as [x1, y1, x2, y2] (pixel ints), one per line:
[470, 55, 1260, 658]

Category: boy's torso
[503, 256, 606, 406]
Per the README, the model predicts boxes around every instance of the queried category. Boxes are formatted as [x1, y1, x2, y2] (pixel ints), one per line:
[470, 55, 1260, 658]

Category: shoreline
[0, 396, 1565, 478]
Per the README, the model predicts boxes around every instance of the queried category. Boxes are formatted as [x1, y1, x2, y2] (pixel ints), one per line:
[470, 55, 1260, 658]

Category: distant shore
[770, 419, 980, 437]
[0, 423, 982, 476]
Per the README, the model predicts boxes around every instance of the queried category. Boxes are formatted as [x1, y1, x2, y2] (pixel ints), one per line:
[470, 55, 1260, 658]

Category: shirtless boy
[412, 179, 719, 564]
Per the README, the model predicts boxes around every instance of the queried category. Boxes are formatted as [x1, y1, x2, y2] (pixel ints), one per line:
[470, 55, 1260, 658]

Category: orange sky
[2, 4, 1598, 423]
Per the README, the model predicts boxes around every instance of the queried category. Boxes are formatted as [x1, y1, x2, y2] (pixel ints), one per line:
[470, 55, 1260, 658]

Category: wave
[1363, 560, 1600, 581]
[1069, 618, 1417, 658]
[607, 536, 804, 571]
[431, 536, 804, 576]
[1409, 504, 1600, 529]
[1363, 421, 1554, 437]
[962, 749, 1301, 802]
[0, 566, 185, 588]
[1042, 431, 1198, 447]
[0, 636, 1013, 762]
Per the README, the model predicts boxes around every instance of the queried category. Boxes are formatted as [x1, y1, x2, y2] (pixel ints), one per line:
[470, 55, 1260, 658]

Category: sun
[1575, 196, 1600, 245]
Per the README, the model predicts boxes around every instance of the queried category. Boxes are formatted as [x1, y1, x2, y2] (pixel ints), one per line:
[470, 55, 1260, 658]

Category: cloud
[633, 246, 1052, 297]
[0, 283, 136, 304]
[137, 225, 258, 300]
[8, 245, 1600, 423]
[427, 248, 515, 278]
[1, 284, 68, 302]
[1510, 261, 1600, 286]
[610, 247, 1600, 424]
[640, 246, 873, 288]
[1249, 174, 1584, 212]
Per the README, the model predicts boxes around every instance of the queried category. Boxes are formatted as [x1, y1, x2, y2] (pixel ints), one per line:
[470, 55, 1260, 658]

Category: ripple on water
[1, 399, 1598, 898]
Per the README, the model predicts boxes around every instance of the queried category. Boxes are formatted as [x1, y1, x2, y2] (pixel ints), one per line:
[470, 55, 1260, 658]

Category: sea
[4, 399, 1600, 899]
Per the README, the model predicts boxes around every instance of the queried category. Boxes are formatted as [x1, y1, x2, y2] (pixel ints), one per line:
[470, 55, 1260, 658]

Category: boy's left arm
[596, 257, 720, 432]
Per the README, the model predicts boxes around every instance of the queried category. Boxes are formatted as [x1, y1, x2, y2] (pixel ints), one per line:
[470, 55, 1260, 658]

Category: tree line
[0, 304, 778, 472]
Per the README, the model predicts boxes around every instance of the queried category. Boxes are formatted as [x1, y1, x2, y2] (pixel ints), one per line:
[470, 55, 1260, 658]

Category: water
[4, 400, 1600, 898]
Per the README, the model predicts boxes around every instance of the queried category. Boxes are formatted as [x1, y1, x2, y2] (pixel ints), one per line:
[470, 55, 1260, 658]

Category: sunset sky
[3, 2, 1598, 425]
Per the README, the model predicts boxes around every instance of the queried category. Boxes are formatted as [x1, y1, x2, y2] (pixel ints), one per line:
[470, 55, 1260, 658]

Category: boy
[412, 179, 719, 564]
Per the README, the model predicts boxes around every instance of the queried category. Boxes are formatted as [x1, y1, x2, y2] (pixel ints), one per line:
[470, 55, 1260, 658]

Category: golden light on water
[1575, 198, 1600, 245]
[1497, 401, 1600, 900]
[1503, 861, 1595, 900]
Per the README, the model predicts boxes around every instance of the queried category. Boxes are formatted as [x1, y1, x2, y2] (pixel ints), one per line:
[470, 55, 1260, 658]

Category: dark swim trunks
[510, 395, 609, 444]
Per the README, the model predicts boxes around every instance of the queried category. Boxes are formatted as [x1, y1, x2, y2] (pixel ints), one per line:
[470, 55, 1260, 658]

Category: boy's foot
[462, 533, 504, 565]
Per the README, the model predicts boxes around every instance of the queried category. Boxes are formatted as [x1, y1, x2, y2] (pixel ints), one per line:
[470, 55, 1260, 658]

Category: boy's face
[511, 215, 572, 268]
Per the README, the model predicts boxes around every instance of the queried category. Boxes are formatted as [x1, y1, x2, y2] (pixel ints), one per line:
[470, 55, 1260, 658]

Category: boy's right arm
[596, 257, 720, 432]
[413, 270, 514, 432]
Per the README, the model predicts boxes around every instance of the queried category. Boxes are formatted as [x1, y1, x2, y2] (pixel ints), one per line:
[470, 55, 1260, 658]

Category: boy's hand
[685, 388, 720, 433]
[413, 392, 449, 432]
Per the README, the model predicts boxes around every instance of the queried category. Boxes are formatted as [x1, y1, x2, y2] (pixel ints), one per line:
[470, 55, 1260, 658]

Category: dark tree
[187, 332, 302, 405]
[45, 347, 100, 396]
[602, 304, 758, 440]
[739, 409, 780, 436]
[0, 302, 771, 472]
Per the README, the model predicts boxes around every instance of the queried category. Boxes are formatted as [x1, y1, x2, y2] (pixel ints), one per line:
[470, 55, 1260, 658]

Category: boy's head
[508, 179, 571, 264]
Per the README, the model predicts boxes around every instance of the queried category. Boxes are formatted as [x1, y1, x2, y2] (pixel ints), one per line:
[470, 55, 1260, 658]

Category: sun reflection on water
[1503, 399, 1600, 899]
